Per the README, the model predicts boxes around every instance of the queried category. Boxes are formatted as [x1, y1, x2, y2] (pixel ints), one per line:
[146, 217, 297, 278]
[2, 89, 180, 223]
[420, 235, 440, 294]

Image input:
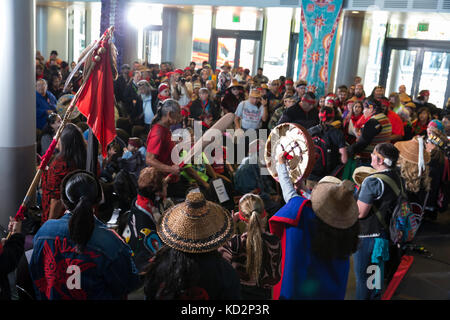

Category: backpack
[310, 129, 333, 178]
[371, 174, 421, 246]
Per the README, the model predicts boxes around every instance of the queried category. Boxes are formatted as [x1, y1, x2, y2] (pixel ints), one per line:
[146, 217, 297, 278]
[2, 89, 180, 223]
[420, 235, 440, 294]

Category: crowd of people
[0, 49, 449, 301]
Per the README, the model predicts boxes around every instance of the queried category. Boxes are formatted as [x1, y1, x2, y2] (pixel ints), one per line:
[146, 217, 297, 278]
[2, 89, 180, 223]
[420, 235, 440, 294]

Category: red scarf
[351, 113, 363, 126]
[158, 94, 170, 102]
[136, 194, 154, 215]
[355, 115, 370, 130]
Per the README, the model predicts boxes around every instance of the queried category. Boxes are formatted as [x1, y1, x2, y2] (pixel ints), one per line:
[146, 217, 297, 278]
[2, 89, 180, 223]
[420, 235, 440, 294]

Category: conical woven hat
[311, 177, 358, 229]
[394, 136, 430, 164]
[157, 192, 233, 253]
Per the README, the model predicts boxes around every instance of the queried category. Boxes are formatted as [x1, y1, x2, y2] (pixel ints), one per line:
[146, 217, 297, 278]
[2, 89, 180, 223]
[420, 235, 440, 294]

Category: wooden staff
[164, 113, 235, 183]
[6, 27, 115, 239]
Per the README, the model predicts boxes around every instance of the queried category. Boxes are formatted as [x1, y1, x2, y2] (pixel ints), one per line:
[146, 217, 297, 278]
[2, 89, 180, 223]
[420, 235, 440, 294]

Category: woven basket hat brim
[394, 137, 430, 164]
[311, 179, 359, 229]
[352, 166, 377, 186]
[157, 201, 233, 254]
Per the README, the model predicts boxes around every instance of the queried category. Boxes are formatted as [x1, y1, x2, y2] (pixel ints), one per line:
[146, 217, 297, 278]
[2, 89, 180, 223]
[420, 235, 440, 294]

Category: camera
[307, 124, 325, 137]
[179, 77, 186, 85]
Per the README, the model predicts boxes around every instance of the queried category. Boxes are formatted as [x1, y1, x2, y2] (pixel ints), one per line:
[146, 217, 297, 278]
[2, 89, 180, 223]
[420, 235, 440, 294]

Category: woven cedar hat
[394, 136, 430, 164]
[227, 79, 243, 90]
[310, 176, 359, 229]
[352, 166, 377, 186]
[157, 192, 234, 253]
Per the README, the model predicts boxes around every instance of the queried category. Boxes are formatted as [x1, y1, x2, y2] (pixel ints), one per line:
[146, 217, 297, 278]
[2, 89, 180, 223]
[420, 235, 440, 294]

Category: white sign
[212, 179, 230, 203]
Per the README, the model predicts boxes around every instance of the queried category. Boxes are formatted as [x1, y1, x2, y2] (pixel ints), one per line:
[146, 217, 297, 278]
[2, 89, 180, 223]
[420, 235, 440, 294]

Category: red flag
[76, 37, 116, 158]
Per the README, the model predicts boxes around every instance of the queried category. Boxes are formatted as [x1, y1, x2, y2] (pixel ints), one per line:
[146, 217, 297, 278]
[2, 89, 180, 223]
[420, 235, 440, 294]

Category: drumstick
[165, 113, 235, 183]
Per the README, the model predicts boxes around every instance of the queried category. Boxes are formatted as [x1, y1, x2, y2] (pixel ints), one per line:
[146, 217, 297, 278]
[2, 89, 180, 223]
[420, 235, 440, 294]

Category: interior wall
[46, 6, 68, 60]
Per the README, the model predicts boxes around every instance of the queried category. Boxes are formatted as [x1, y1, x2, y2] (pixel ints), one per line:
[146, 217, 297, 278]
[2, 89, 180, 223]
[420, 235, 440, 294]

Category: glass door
[239, 39, 260, 75]
[380, 38, 450, 108]
[210, 29, 262, 72]
[143, 26, 163, 65]
[385, 49, 417, 96]
[419, 51, 450, 108]
[216, 37, 236, 69]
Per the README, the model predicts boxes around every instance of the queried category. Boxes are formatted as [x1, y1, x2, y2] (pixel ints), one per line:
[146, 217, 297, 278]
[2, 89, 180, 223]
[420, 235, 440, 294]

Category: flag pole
[7, 26, 115, 238]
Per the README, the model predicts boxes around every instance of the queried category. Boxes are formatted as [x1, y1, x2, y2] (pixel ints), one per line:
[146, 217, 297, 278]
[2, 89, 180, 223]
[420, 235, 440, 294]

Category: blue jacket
[29, 213, 141, 300]
[36, 91, 57, 130]
[269, 197, 350, 300]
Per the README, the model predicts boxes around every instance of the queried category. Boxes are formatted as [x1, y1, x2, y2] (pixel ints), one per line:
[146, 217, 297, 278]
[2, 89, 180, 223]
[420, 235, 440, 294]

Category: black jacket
[0, 233, 25, 300]
[278, 104, 319, 129]
[190, 99, 221, 121]
[123, 81, 144, 125]
[114, 75, 130, 103]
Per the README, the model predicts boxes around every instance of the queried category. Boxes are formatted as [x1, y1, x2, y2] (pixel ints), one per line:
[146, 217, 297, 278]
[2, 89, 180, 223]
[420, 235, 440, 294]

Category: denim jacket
[29, 213, 141, 300]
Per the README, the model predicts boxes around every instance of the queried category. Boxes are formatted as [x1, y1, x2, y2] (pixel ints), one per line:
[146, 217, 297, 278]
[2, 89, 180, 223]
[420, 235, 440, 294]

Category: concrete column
[335, 12, 365, 88]
[174, 8, 194, 68]
[162, 7, 178, 64]
[122, 22, 139, 65]
[387, 12, 408, 94]
[0, 0, 37, 228]
[36, 5, 48, 58]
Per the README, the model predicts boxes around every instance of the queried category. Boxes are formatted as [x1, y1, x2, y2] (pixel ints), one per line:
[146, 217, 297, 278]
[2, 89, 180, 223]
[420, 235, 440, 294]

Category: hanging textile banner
[296, 0, 343, 98]
[101, 0, 126, 66]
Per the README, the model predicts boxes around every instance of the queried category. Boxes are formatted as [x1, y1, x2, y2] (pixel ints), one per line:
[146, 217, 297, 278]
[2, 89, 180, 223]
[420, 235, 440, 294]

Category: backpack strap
[369, 173, 402, 196]
[367, 173, 402, 231]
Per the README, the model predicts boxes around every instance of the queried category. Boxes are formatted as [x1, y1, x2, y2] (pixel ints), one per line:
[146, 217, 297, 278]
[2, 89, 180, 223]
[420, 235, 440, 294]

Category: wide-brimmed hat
[157, 192, 234, 253]
[221, 62, 231, 69]
[228, 79, 243, 90]
[310, 177, 359, 229]
[249, 89, 262, 98]
[394, 136, 431, 164]
[352, 166, 377, 186]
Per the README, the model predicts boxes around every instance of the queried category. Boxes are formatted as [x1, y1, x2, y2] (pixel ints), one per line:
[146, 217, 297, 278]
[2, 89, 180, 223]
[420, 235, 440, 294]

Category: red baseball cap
[174, 69, 184, 75]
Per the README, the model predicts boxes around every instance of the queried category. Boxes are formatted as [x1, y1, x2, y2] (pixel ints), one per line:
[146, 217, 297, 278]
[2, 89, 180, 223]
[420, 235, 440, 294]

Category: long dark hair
[143, 246, 217, 299]
[310, 217, 360, 261]
[41, 112, 60, 136]
[57, 123, 86, 169]
[61, 171, 102, 251]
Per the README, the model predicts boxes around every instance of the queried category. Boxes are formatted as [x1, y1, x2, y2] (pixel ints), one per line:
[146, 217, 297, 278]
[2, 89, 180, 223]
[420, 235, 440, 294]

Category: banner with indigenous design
[296, 0, 343, 98]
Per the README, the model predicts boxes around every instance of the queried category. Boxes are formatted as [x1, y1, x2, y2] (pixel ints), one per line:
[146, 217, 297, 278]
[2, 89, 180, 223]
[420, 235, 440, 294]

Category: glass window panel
[385, 49, 417, 97]
[72, 5, 86, 62]
[419, 51, 449, 107]
[191, 7, 212, 66]
[262, 7, 292, 80]
[215, 7, 263, 31]
[144, 30, 162, 65]
[217, 38, 236, 69]
[127, 3, 163, 28]
[239, 39, 260, 75]
[387, 12, 450, 41]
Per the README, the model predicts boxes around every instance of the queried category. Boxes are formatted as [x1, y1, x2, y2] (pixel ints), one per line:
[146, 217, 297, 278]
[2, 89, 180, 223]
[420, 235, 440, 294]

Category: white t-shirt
[235, 100, 264, 130]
